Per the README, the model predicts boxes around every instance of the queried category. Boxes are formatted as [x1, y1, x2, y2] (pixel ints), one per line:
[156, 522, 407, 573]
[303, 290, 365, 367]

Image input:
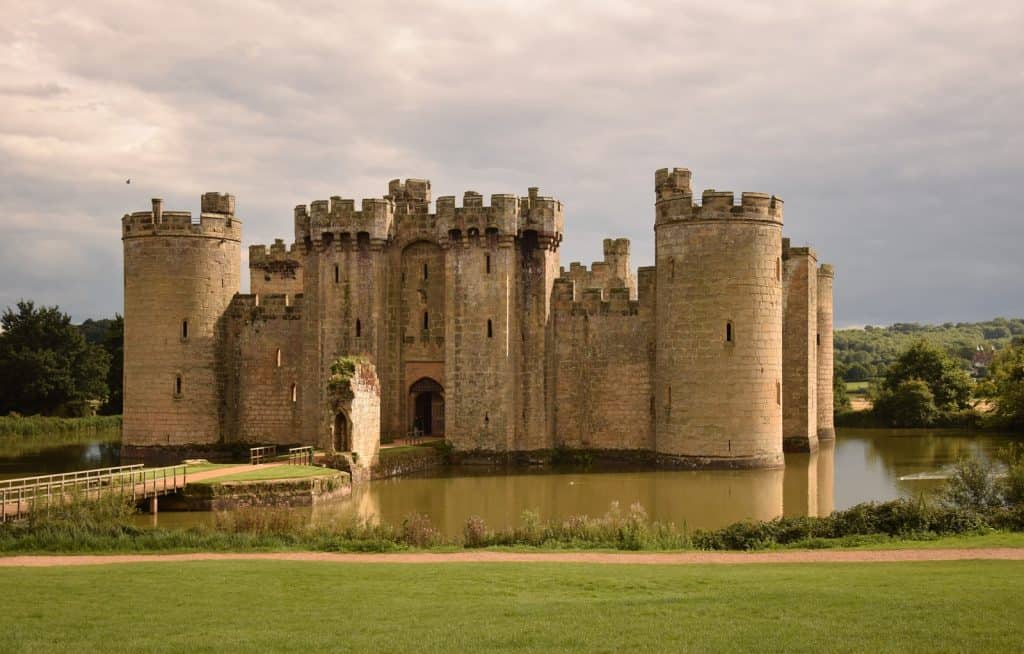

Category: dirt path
[186, 463, 285, 482]
[2, 548, 1023, 568]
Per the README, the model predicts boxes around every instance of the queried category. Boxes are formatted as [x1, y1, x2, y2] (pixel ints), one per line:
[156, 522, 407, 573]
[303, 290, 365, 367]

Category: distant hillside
[835, 318, 1024, 381]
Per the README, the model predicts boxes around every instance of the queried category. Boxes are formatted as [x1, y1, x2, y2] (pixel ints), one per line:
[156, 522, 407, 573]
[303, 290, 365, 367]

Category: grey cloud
[0, 0, 1022, 325]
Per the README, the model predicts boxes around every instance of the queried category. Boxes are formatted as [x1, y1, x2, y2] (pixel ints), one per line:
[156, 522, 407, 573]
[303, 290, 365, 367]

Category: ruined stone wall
[223, 294, 303, 445]
[328, 360, 381, 468]
[121, 194, 240, 446]
[550, 278, 655, 451]
[782, 241, 818, 453]
[249, 239, 302, 296]
[817, 264, 836, 441]
[653, 168, 784, 468]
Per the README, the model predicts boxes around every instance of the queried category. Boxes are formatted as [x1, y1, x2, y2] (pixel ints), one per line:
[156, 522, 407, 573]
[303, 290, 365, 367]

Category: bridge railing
[1, 464, 187, 522]
[288, 446, 314, 466]
[250, 445, 277, 465]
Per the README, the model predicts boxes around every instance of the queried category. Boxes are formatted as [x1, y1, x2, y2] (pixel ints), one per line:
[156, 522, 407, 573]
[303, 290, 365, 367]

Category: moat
[0, 428, 1016, 536]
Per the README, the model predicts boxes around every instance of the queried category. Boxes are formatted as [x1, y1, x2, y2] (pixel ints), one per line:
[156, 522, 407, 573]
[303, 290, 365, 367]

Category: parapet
[249, 238, 301, 269]
[293, 188, 394, 246]
[551, 278, 643, 317]
[121, 193, 241, 241]
[818, 264, 834, 278]
[654, 167, 782, 227]
[603, 238, 630, 256]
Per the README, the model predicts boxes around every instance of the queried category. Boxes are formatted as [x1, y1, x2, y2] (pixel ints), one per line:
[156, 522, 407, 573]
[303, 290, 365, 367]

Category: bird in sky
[126, 179, 131, 184]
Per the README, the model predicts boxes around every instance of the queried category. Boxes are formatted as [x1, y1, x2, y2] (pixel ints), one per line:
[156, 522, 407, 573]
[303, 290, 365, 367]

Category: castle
[121, 167, 834, 470]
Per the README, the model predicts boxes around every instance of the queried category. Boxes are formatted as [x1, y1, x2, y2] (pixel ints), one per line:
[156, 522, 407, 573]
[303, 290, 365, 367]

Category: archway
[334, 411, 350, 452]
[409, 377, 444, 437]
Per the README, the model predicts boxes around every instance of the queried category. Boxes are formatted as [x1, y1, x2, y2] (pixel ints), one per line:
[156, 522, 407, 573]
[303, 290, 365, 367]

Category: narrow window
[817, 333, 821, 347]
[726, 321, 733, 343]
[291, 383, 297, 403]
[670, 258, 675, 281]
[487, 319, 493, 338]
[334, 264, 340, 283]
[355, 319, 362, 337]
[423, 263, 428, 280]
[485, 254, 491, 274]
[776, 380, 781, 405]
[174, 376, 182, 396]
[276, 348, 282, 367]
[423, 312, 429, 330]
[776, 257, 781, 281]
[181, 319, 189, 340]
[667, 385, 672, 409]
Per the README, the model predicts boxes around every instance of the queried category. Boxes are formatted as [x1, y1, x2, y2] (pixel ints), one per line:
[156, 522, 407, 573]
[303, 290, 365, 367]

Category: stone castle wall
[122, 168, 833, 470]
[781, 240, 818, 453]
[121, 195, 240, 445]
[550, 279, 655, 450]
[223, 294, 303, 445]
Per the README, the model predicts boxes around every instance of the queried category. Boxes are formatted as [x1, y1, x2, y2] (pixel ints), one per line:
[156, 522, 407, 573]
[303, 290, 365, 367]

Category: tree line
[0, 301, 122, 417]
[835, 317, 1024, 381]
[837, 337, 1024, 431]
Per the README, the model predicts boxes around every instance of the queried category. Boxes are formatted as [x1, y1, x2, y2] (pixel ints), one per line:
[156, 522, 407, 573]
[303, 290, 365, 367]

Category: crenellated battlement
[294, 192, 394, 246]
[559, 236, 635, 298]
[436, 191, 520, 241]
[654, 168, 782, 227]
[122, 195, 241, 241]
[818, 263, 834, 278]
[249, 238, 301, 266]
[552, 278, 642, 317]
[782, 237, 817, 262]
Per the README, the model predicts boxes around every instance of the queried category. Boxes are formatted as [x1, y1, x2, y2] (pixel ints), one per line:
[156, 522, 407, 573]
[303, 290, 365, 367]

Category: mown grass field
[0, 560, 1021, 653]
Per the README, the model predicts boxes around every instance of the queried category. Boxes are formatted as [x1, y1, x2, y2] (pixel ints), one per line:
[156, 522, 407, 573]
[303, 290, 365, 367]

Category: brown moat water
[1, 428, 1017, 535]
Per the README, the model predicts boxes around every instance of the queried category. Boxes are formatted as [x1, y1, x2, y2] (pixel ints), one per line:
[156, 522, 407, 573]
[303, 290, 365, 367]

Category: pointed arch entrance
[409, 377, 444, 437]
[333, 411, 351, 452]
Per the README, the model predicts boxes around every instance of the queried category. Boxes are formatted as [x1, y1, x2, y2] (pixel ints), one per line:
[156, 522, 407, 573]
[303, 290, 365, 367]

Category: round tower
[121, 193, 241, 446]
[654, 168, 784, 468]
[816, 264, 835, 441]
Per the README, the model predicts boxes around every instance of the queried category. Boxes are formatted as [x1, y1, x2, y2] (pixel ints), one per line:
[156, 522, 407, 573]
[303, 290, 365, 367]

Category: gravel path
[1, 548, 1023, 567]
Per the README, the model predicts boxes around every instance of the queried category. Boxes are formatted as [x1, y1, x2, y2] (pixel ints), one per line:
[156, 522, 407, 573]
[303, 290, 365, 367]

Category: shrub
[400, 513, 441, 548]
[463, 515, 488, 547]
[941, 456, 1002, 512]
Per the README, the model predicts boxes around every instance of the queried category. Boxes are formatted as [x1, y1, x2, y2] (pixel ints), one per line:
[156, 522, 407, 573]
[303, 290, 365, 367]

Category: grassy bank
[2, 560, 1022, 652]
[0, 415, 121, 439]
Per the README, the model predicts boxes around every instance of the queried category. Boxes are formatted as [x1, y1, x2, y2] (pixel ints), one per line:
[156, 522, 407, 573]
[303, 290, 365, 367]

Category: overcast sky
[2, 0, 1021, 327]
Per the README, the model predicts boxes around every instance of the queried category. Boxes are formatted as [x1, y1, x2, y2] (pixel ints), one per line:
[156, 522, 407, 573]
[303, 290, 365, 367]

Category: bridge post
[149, 496, 158, 515]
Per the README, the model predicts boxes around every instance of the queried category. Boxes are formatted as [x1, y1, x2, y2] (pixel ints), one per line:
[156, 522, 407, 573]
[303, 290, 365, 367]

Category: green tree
[983, 343, 1024, 431]
[833, 363, 851, 412]
[100, 315, 123, 415]
[0, 301, 110, 416]
[881, 340, 972, 410]
[873, 379, 938, 427]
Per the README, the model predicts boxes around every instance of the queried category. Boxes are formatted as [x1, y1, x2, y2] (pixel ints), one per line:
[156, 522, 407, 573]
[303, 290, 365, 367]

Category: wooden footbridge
[0, 464, 187, 522]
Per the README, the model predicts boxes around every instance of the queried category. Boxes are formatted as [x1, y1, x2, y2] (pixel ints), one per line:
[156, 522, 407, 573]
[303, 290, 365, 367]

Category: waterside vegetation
[4, 449, 1024, 554]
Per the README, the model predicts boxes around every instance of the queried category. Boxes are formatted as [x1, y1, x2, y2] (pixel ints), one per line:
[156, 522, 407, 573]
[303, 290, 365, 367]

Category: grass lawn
[1, 560, 1022, 652]
[183, 463, 237, 475]
[846, 381, 872, 392]
[189, 464, 336, 484]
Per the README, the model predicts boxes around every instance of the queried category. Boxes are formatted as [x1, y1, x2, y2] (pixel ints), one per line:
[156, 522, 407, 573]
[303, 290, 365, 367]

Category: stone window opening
[725, 321, 734, 343]
[276, 348, 282, 367]
[423, 263, 428, 280]
[174, 375, 183, 397]
[423, 312, 429, 331]
[776, 257, 781, 282]
[334, 264, 340, 283]
[669, 258, 675, 281]
[817, 333, 821, 347]
[776, 380, 781, 405]
[486, 254, 491, 274]
[181, 319, 189, 341]
[291, 383, 298, 403]
[356, 319, 362, 338]
[487, 319, 493, 338]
